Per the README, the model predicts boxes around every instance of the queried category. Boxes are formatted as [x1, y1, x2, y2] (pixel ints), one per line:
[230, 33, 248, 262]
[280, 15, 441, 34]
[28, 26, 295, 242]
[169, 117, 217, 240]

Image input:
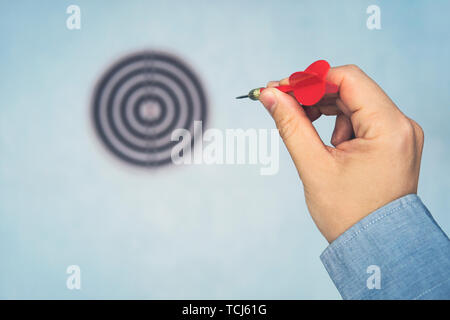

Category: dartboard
[92, 51, 207, 167]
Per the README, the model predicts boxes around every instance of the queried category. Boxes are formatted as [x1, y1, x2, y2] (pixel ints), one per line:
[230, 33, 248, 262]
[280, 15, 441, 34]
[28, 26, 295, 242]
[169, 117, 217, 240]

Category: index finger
[326, 65, 404, 138]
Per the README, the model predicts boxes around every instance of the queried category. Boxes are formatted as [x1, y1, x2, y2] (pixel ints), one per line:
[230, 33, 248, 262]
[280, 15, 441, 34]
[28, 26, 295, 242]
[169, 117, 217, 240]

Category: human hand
[259, 65, 424, 242]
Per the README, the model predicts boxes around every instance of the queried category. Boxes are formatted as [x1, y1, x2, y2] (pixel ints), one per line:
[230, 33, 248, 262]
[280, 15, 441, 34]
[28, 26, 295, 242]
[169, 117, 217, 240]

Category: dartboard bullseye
[92, 51, 208, 167]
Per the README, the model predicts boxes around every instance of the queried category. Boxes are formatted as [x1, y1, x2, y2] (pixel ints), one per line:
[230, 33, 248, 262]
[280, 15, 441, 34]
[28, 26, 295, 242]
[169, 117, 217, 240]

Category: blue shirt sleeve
[320, 194, 450, 299]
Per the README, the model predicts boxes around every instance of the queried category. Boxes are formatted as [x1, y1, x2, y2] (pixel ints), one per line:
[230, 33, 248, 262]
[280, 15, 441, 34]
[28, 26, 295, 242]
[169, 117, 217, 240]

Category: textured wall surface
[1, 0, 449, 299]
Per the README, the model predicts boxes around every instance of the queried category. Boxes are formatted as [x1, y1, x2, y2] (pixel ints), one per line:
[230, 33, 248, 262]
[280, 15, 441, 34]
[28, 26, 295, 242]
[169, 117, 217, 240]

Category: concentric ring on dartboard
[133, 95, 167, 126]
[92, 51, 207, 167]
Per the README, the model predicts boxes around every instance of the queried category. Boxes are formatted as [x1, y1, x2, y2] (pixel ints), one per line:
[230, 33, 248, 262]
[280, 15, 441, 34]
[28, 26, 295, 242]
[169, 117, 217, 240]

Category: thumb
[259, 88, 330, 176]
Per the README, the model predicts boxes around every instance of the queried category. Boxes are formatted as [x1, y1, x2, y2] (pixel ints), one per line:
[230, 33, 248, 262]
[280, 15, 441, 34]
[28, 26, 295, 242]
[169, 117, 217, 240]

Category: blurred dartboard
[92, 51, 207, 167]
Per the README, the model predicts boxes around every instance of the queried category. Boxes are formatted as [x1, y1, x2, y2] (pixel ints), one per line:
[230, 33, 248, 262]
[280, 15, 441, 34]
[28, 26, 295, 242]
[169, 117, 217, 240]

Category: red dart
[236, 60, 338, 106]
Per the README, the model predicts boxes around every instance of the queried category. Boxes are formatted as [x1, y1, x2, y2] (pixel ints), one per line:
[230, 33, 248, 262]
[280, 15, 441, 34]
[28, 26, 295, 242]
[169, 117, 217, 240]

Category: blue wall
[1, 0, 449, 299]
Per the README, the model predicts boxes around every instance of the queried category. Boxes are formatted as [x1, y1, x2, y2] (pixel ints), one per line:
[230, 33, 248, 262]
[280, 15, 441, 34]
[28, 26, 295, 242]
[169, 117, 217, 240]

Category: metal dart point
[236, 88, 263, 101]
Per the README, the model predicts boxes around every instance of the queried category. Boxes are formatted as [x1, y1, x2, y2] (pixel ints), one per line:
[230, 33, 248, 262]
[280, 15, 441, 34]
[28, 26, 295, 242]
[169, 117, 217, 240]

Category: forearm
[320, 194, 450, 299]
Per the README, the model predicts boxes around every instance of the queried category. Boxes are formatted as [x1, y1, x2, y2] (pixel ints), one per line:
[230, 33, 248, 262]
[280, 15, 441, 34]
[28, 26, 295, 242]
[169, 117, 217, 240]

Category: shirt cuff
[320, 194, 450, 300]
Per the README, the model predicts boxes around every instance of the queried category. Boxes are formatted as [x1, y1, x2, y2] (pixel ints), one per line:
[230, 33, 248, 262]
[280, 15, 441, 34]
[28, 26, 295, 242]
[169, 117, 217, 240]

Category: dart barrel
[248, 88, 263, 100]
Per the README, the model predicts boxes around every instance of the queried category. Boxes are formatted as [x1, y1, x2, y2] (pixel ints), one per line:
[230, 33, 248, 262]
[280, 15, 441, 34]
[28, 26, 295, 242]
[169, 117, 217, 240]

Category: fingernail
[259, 90, 277, 114]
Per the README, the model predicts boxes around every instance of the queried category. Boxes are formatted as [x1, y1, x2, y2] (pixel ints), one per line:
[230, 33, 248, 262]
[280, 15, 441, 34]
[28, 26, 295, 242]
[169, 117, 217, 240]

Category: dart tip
[235, 95, 249, 99]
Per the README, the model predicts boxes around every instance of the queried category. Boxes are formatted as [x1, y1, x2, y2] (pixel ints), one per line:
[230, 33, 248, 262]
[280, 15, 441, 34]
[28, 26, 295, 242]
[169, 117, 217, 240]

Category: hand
[259, 65, 424, 243]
